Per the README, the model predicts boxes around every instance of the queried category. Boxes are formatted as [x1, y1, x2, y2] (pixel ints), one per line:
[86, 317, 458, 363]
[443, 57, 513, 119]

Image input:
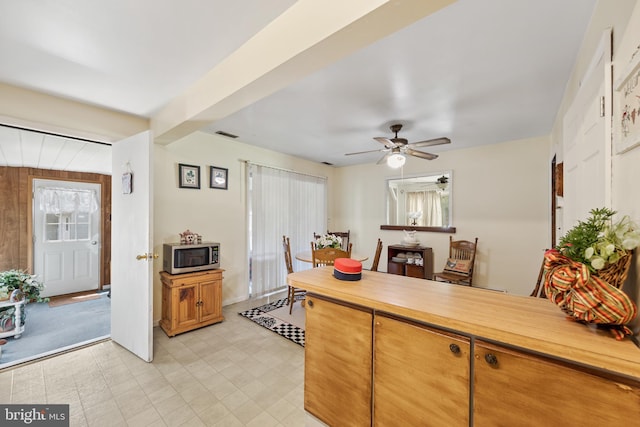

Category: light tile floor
[0, 294, 325, 426]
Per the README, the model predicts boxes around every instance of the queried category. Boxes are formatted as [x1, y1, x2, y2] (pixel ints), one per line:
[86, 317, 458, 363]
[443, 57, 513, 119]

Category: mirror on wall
[382, 172, 453, 232]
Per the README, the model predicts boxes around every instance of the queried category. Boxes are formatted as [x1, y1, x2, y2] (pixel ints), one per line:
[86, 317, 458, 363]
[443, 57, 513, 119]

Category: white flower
[603, 244, 616, 256]
[622, 237, 640, 250]
[584, 247, 594, 259]
[315, 234, 342, 249]
[591, 257, 605, 270]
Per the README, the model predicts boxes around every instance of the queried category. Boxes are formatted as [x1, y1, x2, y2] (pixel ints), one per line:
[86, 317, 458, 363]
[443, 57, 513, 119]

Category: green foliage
[557, 207, 640, 272]
[0, 270, 48, 303]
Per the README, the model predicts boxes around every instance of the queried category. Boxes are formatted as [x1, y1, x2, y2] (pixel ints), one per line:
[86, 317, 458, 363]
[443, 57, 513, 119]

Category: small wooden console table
[159, 269, 224, 337]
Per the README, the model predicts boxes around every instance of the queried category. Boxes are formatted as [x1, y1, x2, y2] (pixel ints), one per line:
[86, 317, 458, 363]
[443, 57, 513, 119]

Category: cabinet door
[198, 279, 221, 323]
[173, 283, 199, 329]
[374, 314, 470, 426]
[304, 294, 373, 427]
[474, 341, 640, 426]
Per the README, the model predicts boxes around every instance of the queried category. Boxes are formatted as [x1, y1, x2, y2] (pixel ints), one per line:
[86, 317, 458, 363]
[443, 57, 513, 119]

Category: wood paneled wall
[0, 166, 111, 288]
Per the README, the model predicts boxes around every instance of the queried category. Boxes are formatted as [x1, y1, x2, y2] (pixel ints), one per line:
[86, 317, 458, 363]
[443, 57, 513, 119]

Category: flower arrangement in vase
[314, 234, 343, 249]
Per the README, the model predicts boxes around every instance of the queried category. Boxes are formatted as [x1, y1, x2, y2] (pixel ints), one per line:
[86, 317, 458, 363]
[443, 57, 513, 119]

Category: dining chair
[283, 235, 305, 314]
[370, 238, 383, 272]
[310, 242, 351, 267]
[529, 250, 549, 298]
[433, 236, 478, 286]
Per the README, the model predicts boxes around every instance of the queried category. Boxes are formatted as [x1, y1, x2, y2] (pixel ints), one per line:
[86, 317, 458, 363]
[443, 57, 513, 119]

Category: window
[39, 188, 97, 242]
[247, 163, 327, 297]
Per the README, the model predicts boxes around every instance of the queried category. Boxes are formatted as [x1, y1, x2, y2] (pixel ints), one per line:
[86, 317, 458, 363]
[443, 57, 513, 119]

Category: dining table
[295, 251, 369, 263]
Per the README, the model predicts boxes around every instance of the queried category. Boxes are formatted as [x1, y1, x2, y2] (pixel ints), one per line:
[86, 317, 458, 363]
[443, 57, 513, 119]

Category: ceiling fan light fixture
[387, 153, 406, 168]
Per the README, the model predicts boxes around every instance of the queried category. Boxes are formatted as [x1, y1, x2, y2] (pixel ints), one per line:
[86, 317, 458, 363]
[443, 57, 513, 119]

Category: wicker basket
[593, 250, 633, 289]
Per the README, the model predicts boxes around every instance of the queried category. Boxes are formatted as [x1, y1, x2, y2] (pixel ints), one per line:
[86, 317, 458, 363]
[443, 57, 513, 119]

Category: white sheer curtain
[407, 190, 442, 226]
[248, 163, 327, 297]
[38, 187, 98, 214]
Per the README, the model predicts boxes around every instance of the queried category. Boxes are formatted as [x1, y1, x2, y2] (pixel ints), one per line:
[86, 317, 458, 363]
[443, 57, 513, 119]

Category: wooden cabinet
[304, 294, 373, 427]
[159, 270, 224, 337]
[387, 245, 433, 279]
[374, 314, 470, 426]
[291, 269, 640, 426]
[474, 341, 640, 426]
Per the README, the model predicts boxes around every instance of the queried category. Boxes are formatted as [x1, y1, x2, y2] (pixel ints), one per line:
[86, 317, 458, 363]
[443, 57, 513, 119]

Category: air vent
[215, 130, 238, 139]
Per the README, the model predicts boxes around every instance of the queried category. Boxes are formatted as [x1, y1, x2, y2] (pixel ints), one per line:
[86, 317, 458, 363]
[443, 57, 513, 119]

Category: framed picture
[178, 163, 200, 189]
[210, 166, 228, 190]
[615, 49, 640, 154]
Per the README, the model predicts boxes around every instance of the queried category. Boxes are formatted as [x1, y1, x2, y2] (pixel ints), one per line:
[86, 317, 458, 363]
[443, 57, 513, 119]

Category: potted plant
[0, 270, 47, 303]
[0, 270, 47, 336]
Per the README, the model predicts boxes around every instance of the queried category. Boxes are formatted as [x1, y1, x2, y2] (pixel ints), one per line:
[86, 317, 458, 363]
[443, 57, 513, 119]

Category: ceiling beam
[151, 0, 457, 144]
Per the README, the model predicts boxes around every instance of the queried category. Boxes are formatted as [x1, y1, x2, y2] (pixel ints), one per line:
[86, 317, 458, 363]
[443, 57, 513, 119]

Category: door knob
[136, 253, 159, 260]
[91, 240, 98, 245]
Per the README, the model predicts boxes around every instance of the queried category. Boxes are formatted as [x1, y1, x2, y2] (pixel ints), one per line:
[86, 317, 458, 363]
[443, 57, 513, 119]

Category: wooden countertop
[288, 267, 640, 380]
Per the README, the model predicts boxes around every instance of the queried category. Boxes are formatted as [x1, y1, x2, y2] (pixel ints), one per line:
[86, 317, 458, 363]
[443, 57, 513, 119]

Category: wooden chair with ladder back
[433, 236, 478, 286]
[283, 235, 305, 314]
[310, 241, 352, 267]
[370, 239, 383, 272]
[530, 253, 548, 298]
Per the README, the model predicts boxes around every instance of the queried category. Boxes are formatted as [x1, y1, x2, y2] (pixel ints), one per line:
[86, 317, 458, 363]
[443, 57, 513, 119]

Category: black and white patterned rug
[238, 297, 305, 347]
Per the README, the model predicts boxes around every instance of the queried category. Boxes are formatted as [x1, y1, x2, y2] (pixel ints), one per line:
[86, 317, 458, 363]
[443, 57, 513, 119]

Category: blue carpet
[0, 293, 110, 368]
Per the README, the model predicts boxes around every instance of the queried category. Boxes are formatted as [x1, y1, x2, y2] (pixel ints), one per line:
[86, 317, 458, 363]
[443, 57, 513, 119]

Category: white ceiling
[0, 0, 597, 170]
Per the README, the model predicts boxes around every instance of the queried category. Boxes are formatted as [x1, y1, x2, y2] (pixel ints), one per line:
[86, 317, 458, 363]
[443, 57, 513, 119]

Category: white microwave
[163, 242, 220, 274]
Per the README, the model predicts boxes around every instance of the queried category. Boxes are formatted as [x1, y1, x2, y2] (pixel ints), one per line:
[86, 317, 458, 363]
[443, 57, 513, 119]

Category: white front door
[562, 30, 612, 232]
[111, 131, 154, 362]
[33, 179, 101, 297]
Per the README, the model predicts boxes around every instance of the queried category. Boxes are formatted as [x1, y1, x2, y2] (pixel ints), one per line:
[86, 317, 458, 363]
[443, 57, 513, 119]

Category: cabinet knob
[449, 343, 461, 354]
[307, 300, 314, 308]
[484, 353, 498, 366]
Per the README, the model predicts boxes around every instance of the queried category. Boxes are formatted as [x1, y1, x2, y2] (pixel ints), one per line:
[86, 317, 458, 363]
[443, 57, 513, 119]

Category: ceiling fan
[345, 124, 450, 167]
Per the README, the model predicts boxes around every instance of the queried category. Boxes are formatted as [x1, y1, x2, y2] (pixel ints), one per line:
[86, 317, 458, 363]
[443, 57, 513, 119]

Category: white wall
[152, 131, 335, 321]
[333, 136, 551, 295]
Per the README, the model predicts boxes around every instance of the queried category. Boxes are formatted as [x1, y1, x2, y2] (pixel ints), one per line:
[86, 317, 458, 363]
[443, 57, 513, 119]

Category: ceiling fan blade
[406, 147, 438, 160]
[409, 137, 451, 148]
[345, 148, 387, 156]
[374, 137, 396, 147]
[376, 152, 392, 165]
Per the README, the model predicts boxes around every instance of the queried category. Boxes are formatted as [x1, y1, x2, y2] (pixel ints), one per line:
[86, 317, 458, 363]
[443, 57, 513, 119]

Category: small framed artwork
[210, 166, 228, 190]
[615, 48, 640, 154]
[178, 163, 200, 189]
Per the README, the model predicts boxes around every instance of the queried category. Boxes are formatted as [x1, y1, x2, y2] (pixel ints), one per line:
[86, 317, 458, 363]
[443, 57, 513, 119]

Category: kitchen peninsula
[288, 267, 640, 426]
